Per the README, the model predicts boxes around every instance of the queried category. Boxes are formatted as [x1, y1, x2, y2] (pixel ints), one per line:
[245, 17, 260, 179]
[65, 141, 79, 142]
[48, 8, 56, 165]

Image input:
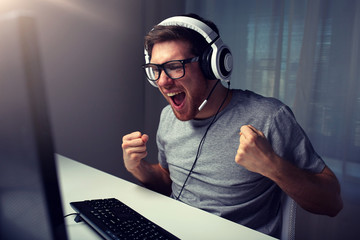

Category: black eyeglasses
[142, 56, 199, 81]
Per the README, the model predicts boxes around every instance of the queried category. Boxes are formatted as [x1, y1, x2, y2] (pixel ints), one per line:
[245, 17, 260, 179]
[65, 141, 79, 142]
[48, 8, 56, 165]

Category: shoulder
[235, 89, 284, 106]
[224, 90, 299, 139]
[231, 89, 288, 117]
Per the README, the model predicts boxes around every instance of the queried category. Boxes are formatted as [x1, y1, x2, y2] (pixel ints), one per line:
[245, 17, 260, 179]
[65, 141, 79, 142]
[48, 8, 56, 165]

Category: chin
[173, 112, 192, 121]
[171, 107, 196, 121]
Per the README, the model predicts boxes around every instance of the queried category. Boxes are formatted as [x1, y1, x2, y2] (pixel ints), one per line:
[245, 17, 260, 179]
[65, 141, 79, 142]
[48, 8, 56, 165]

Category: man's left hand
[235, 125, 277, 177]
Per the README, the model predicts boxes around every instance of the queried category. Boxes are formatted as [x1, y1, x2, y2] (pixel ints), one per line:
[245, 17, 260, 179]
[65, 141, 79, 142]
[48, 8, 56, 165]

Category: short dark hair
[144, 13, 219, 61]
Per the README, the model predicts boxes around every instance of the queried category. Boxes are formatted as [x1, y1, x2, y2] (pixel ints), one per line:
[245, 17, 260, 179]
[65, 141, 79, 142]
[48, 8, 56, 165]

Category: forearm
[127, 160, 172, 196]
[237, 125, 343, 216]
[266, 155, 343, 216]
[122, 132, 172, 196]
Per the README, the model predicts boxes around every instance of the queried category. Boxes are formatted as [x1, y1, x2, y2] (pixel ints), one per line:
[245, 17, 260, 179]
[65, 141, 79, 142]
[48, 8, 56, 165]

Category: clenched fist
[235, 125, 277, 177]
[122, 131, 149, 171]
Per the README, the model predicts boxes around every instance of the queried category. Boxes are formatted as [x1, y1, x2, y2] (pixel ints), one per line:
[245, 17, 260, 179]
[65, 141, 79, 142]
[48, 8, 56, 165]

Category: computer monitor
[0, 11, 68, 240]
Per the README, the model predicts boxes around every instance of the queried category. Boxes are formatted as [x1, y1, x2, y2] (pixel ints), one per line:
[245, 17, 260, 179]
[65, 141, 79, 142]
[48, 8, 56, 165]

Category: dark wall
[0, 0, 186, 183]
[38, 0, 146, 182]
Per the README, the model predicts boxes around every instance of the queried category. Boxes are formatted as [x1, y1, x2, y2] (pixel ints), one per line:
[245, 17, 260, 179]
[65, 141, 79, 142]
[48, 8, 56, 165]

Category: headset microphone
[198, 100, 208, 112]
[198, 80, 220, 111]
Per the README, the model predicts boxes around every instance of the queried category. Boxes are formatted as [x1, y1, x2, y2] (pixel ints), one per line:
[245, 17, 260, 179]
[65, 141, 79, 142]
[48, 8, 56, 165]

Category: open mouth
[167, 91, 186, 107]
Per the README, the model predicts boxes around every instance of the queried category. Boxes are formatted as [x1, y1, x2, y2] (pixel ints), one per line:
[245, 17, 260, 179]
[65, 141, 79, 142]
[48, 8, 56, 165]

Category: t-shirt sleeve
[267, 105, 325, 173]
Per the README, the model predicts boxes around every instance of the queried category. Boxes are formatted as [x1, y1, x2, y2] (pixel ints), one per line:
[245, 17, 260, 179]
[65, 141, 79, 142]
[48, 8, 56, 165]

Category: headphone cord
[175, 81, 231, 201]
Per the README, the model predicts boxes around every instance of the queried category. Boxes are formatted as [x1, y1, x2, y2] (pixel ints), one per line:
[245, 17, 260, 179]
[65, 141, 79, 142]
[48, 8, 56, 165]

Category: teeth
[167, 92, 181, 97]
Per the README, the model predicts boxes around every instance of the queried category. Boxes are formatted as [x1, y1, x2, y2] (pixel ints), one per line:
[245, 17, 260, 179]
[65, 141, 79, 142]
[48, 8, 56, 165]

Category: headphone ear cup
[200, 47, 216, 80]
[218, 47, 232, 80]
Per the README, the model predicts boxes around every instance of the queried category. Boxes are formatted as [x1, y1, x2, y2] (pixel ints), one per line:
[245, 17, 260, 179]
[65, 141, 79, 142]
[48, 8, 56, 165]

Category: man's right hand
[122, 131, 149, 171]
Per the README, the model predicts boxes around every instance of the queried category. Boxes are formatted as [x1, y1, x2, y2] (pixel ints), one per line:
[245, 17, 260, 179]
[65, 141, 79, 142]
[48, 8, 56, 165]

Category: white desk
[56, 154, 276, 240]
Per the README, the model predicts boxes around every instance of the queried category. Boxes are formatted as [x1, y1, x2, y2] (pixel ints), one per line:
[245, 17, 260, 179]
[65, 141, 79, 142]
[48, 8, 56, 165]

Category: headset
[144, 16, 233, 87]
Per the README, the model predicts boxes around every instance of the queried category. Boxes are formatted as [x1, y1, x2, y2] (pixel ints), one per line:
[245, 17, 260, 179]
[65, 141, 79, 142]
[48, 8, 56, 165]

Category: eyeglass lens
[145, 61, 184, 81]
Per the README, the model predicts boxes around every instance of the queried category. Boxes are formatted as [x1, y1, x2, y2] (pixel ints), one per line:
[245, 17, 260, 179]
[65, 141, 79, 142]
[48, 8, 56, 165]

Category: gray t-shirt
[156, 89, 325, 238]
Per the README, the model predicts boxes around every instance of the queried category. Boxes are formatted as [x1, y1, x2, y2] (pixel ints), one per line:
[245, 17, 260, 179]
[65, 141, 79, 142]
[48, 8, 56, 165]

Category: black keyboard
[70, 198, 179, 240]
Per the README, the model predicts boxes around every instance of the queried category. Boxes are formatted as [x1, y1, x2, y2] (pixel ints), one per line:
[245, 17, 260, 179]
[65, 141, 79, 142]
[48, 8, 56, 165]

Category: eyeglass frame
[142, 56, 199, 82]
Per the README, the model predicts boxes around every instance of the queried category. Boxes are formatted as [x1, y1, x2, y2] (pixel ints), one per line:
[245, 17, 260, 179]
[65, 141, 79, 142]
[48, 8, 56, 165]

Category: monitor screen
[0, 11, 67, 240]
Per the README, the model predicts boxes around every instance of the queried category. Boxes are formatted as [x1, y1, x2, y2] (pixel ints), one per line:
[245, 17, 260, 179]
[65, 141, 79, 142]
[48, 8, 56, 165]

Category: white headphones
[144, 16, 233, 87]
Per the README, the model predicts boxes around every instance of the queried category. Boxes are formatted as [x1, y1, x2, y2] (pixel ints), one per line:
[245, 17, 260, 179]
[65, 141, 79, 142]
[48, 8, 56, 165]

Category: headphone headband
[144, 15, 232, 87]
[158, 16, 219, 45]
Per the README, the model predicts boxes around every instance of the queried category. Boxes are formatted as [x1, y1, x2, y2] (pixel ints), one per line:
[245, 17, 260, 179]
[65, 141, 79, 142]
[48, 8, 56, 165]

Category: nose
[156, 69, 174, 87]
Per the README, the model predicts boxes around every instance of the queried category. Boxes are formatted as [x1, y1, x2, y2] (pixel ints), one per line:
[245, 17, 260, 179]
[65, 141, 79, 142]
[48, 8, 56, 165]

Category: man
[122, 14, 342, 238]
